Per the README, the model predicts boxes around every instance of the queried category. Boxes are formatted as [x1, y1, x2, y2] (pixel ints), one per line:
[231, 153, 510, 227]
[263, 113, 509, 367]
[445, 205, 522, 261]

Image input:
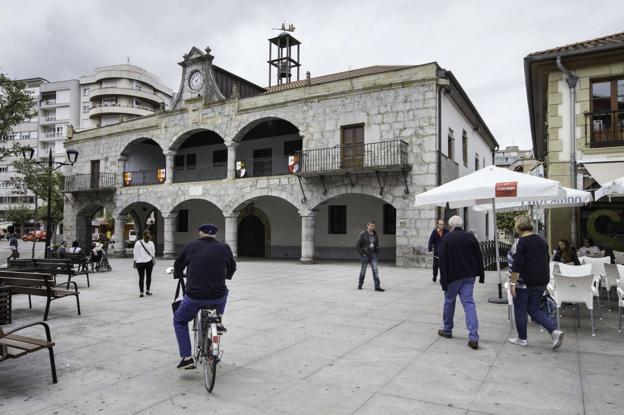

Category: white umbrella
[414, 165, 566, 302]
[472, 186, 592, 212]
[595, 177, 624, 201]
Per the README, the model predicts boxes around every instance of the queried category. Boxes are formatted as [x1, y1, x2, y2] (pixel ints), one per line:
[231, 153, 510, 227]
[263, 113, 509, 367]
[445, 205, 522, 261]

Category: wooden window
[186, 154, 196, 169]
[462, 130, 468, 167]
[283, 139, 302, 156]
[383, 204, 396, 235]
[447, 129, 454, 160]
[213, 150, 227, 166]
[328, 205, 347, 234]
[176, 209, 188, 232]
[174, 154, 185, 168]
[590, 77, 624, 146]
[341, 124, 364, 168]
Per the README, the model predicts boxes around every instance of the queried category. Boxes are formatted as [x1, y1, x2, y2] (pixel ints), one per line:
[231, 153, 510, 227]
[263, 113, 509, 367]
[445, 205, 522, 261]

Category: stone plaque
[189, 186, 203, 196]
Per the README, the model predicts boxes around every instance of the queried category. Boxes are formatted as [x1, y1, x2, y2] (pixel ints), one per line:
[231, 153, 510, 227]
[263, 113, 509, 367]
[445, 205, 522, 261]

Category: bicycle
[192, 306, 223, 392]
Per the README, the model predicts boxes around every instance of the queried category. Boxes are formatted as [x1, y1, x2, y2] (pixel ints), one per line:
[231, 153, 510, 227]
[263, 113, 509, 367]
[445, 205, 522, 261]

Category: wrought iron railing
[586, 111, 624, 147]
[122, 169, 165, 186]
[173, 164, 227, 183]
[64, 172, 116, 192]
[299, 140, 408, 174]
[479, 240, 512, 271]
[235, 156, 290, 178]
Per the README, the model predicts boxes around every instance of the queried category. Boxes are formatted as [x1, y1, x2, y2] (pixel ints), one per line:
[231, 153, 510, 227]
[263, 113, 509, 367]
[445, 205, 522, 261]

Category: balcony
[89, 86, 165, 105]
[40, 132, 64, 141]
[173, 164, 227, 183]
[88, 103, 156, 119]
[299, 140, 409, 176]
[586, 111, 624, 148]
[235, 156, 291, 178]
[122, 169, 165, 186]
[39, 116, 58, 126]
[64, 173, 116, 193]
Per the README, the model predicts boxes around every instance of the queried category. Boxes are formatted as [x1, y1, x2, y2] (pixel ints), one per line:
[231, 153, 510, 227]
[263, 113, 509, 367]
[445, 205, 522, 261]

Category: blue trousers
[513, 286, 556, 340]
[359, 255, 381, 288]
[173, 292, 228, 357]
[442, 277, 479, 342]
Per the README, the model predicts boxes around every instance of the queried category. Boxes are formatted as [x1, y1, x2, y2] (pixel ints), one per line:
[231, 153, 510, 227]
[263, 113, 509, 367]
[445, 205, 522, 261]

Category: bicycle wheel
[203, 337, 217, 392]
[193, 317, 201, 363]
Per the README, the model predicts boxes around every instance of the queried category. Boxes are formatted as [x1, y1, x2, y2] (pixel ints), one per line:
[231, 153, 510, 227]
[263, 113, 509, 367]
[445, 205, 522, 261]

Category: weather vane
[272, 22, 295, 32]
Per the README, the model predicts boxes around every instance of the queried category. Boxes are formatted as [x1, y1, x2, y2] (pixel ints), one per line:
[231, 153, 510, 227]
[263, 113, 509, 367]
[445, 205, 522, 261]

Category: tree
[5, 205, 33, 235]
[496, 210, 528, 234]
[0, 73, 36, 161]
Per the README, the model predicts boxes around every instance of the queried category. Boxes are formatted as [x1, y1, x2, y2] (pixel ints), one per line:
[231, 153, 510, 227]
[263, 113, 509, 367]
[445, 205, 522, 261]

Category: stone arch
[309, 183, 405, 211]
[224, 188, 303, 216]
[168, 128, 226, 152]
[237, 204, 271, 257]
[232, 116, 303, 144]
[74, 204, 107, 249]
[117, 201, 165, 255]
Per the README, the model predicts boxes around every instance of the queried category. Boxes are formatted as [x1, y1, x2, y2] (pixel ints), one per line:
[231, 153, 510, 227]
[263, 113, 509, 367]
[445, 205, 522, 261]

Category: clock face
[189, 70, 204, 91]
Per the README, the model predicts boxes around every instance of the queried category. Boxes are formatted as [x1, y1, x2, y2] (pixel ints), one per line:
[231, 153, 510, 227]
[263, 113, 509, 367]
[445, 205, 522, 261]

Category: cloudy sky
[1, 0, 622, 149]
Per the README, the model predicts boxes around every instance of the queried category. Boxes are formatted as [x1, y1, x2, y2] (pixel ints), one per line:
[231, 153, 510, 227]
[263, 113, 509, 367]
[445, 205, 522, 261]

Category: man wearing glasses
[428, 219, 448, 282]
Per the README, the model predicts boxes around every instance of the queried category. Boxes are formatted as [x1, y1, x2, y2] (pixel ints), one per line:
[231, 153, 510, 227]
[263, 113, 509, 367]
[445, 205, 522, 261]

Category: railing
[122, 169, 164, 186]
[91, 102, 157, 112]
[300, 140, 408, 174]
[44, 116, 56, 121]
[173, 164, 227, 183]
[586, 111, 624, 147]
[235, 156, 290, 178]
[64, 173, 116, 192]
[479, 240, 512, 271]
[43, 132, 63, 139]
[42, 99, 56, 105]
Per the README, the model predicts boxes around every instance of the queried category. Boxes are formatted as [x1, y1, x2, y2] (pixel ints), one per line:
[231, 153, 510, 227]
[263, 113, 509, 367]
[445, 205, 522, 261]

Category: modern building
[79, 64, 173, 130]
[494, 145, 537, 172]
[525, 30, 624, 250]
[63, 40, 498, 267]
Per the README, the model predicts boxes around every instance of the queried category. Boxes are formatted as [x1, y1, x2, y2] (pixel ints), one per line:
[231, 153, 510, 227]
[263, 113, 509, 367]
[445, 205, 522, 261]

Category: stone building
[62, 45, 497, 266]
[525, 30, 624, 250]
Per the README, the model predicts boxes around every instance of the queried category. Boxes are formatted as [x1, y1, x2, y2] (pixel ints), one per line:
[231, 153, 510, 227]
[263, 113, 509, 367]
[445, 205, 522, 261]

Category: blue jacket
[428, 228, 448, 256]
[438, 227, 485, 291]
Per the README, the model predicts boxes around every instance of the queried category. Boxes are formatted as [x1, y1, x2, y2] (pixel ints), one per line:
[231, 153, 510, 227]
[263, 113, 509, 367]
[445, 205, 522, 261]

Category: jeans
[359, 254, 380, 288]
[136, 261, 153, 292]
[442, 277, 479, 342]
[173, 292, 228, 357]
[432, 256, 439, 279]
[513, 286, 556, 340]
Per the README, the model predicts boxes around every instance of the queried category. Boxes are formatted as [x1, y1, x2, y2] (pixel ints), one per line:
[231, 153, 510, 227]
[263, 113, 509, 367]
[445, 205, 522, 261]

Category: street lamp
[22, 146, 79, 257]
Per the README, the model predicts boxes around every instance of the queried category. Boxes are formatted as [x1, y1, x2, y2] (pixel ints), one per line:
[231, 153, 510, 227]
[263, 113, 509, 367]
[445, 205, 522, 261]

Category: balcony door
[341, 124, 364, 169]
[253, 148, 272, 177]
[90, 160, 100, 189]
[591, 78, 624, 147]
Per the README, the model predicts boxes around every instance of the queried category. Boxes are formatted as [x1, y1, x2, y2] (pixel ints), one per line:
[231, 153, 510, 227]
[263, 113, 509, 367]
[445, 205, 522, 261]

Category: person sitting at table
[553, 239, 580, 265]
[577, 237, 601, 258]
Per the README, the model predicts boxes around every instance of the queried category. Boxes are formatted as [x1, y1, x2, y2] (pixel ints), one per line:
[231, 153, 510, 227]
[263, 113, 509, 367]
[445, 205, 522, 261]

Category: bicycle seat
[199, 305, 218, 311]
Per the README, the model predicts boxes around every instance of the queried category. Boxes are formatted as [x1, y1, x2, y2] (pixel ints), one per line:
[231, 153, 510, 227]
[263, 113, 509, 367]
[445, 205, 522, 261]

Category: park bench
[0, 321, 57, 383]
[64, 253, 92, 276]
[0, 270, 81, 321]
[8, 258, 90, 288]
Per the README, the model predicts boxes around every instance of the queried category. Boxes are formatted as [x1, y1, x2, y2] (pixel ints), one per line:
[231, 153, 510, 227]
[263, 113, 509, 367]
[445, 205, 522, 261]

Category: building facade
[495, 145, 537, 172]
[79, 64, 173, 130]
[39, 79, 81, 163]
[525, 30, 624, 250]
[62, 46, 497, 266]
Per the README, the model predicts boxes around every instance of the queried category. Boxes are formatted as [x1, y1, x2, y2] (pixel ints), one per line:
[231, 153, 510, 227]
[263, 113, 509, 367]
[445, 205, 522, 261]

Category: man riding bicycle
[173, 223, 236, 369]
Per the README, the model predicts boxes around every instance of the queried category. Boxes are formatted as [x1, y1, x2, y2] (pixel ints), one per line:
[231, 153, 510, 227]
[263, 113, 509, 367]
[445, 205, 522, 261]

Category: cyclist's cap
[198, 223, 218, 235]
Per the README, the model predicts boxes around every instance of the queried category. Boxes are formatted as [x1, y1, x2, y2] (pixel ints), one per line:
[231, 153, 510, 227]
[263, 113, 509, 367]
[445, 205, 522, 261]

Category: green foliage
[496, 210, 528, 233]
[0, 73, 36, 160]
[5, 206, 33, 230]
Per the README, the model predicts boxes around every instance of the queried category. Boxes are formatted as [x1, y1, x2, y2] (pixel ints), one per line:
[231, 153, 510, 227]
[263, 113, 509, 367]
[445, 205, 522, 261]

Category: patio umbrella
[472, 186, 592, 212]
[414, 165, 566, 302]
[594, 177, 624, 201]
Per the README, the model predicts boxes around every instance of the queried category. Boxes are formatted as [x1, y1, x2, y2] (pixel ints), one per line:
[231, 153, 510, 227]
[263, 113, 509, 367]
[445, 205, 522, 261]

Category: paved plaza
[1, 256, 623, 415]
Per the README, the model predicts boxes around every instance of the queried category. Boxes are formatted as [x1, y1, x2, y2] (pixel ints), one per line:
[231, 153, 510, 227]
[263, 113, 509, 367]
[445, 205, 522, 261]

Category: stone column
[117, 156, 128, 187]
[226, 143, 238, 180]
[164, 150, 176, 185]
[113, 214, 126, 257]
[163, 212, 177, 259]
[300, 210, 316, 264]
[224, 213, 238, 257]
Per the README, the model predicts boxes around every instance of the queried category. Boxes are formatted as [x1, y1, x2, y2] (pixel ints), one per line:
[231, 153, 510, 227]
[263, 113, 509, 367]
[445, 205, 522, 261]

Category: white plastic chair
[552, 273, 596, 336]
[549, 263, 592, 295]
[613, 250, 624, 265]
[618, 279, 624, 333]
[504, 281, 514, 328]
[581, 256, 610, 315]
[603, 263, 621, 305]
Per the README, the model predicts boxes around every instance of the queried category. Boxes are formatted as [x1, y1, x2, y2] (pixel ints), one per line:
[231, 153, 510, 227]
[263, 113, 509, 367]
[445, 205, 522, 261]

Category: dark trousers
[136, 261, 153, 292]
[173, 292, 228, 357]
[513, 286, 556, 340]
[432, 256, 439, 278]
[359, 254, 381, 288]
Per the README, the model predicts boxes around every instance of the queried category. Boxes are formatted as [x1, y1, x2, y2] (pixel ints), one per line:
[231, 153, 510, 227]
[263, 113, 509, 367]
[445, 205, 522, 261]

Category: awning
[578, 158, 624, 185]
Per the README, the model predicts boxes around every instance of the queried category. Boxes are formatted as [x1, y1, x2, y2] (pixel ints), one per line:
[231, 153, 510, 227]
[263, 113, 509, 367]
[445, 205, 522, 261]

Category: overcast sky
[1, 0, 622, 149]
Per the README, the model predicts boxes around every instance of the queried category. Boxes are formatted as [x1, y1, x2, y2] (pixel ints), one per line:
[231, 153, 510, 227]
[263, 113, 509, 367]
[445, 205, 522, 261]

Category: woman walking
[509, 215, 563, 350]
[7, 233, 19, 260]
[133, 230, 156, 297]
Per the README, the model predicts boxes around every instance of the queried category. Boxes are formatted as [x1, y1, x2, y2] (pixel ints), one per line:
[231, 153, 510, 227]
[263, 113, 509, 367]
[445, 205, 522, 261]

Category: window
[341, 124, 365, 168]
[590, 77, 624, 146]
[462, 130, 468, 167]
[83, 104, 90, 113]
[0, 167, 8, 173]
[283, 139, 302, 156]
[83, 87, 89, 96]
[447, 128, 454, 160]
[475, 154, 479, 171]
[328, 205, 347, 234]
[186, 153, 196, 169]
[213, 150, 227, 166]
[20, 132, 30, 140]
[383, 204, 396, 235]
[174, 154, 185, 168]
[176, 209, 188, 232]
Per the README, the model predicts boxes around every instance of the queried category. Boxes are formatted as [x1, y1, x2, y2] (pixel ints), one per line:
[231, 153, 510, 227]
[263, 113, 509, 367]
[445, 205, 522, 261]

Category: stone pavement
[1, 258, 623, 415]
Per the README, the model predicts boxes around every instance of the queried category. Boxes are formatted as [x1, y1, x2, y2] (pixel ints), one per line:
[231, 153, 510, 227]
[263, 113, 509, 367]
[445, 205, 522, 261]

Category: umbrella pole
[488, 197, 507, 304]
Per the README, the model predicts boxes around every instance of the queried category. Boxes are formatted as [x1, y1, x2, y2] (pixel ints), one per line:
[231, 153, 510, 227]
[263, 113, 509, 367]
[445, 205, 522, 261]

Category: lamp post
[22, 147, 78, 257]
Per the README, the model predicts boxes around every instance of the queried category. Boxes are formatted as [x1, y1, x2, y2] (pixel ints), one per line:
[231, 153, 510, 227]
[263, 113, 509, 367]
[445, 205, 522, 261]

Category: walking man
[428, 219, 448, 282]
[437, 215, 484, 350]
[356, 221, 385, 292]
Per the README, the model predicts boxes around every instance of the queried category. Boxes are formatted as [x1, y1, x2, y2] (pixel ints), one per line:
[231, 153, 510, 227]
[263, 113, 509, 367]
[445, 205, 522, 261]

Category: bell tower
[268, 24, 301, 86]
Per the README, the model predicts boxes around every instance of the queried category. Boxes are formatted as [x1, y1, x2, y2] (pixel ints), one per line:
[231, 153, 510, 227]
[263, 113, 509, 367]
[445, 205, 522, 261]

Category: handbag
[139, 240, 156, 265]
[171, 277, 186, 313]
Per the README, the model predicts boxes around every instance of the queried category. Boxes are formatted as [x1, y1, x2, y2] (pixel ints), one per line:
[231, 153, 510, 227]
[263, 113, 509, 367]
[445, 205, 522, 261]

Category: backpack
[539, 293, 557, 321]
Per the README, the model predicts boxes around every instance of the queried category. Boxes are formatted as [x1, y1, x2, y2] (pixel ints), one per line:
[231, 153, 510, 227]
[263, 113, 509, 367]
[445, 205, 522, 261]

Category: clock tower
[171, 46, 225, 110]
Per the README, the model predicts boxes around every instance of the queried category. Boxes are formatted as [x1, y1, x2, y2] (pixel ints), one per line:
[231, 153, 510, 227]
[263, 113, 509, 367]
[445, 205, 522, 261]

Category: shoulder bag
[139, 240, 156, 265]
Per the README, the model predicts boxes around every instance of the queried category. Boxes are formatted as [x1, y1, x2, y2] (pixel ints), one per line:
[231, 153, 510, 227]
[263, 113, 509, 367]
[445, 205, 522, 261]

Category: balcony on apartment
[587, 111, 624, 148]
[88, 102, 157, 119]
[64, 172, 116, 193]
[89, 86, 165, 106]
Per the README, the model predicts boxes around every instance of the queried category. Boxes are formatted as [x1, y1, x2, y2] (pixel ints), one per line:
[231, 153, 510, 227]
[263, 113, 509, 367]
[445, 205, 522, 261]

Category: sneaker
[140, 292, 144, 298]
[375, 287, 385, 292]
[176, 357, 195, 369]
[551, 330, 564, 350]
[437, 329, 452, 339]
[216, 324, 227, 333]
[508, 337, 528, 347]
[468, 340, 479, 350]
[357, 284, 363, 290]
[432, 276, 437, 282]
[146, 291, 152, 296]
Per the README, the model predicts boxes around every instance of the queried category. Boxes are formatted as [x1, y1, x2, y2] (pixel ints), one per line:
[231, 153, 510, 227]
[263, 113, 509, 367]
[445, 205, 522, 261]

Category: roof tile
[528, 30, 624, 57]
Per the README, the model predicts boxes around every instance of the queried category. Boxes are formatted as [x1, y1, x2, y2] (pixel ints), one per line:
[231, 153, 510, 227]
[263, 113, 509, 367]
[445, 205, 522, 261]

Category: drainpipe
[555, 56, 579, 246]
[436, 68, 450, 222]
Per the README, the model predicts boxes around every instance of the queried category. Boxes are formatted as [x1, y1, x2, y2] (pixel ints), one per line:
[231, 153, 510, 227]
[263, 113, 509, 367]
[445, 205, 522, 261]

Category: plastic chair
[613, 250, 624, 265]
[552, 273, 596, 336]
[549, 263, 592, 295]
[618, 279, 624, 333]
[603, 263, 621, 306]
[503, 281, 514, 328]
[581, 256, 610, 315]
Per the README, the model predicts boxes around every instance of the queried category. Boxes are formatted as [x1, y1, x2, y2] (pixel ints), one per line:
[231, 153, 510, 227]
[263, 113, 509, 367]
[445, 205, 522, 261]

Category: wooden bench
[0, 321, 57, 383]
[0, 270, 81, 321]
[8, 258, 90, 288]
[64, 253, 92, 278]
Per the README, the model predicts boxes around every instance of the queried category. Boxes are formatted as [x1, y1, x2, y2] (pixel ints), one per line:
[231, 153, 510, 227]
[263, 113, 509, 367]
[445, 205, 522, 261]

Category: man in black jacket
[355, 221, 384, 292]
[173, 223, 236, 369]
[437, 215, 484, 350]
[428, 219, 448, 282]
